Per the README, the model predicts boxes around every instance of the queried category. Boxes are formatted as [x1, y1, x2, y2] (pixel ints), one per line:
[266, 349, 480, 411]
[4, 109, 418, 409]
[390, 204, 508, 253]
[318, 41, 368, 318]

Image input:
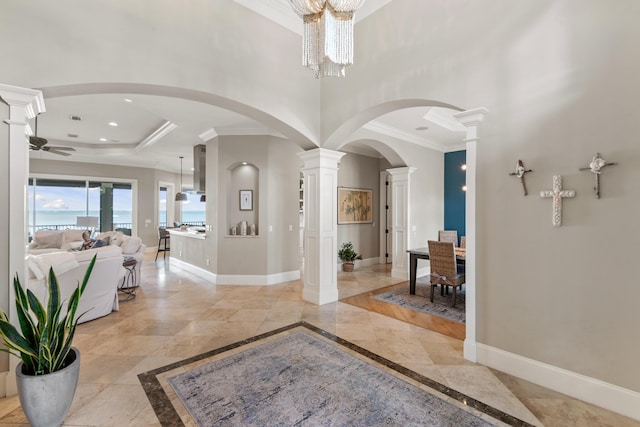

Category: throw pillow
[33, 230, 63, 249]
[92, 237, 110, 249]
[121, 236, 142, 254]
[63, 229, 84, 244]
[110, 231, 125, 247]
[95, 231, 114, 240]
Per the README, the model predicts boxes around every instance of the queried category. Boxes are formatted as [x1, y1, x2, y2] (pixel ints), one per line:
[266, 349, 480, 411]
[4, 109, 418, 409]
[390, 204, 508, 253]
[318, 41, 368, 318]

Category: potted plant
[338, 241, 363, 272]
[0, 255, 96, 427]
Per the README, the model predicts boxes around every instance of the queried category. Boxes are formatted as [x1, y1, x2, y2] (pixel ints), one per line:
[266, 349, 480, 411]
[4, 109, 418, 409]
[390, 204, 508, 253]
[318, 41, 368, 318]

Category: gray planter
[16, 347, 80, 427]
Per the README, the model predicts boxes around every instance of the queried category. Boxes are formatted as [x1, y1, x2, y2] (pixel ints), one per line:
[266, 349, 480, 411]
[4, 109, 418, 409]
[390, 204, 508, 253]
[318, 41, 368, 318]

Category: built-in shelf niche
[227, 162, 259, 236]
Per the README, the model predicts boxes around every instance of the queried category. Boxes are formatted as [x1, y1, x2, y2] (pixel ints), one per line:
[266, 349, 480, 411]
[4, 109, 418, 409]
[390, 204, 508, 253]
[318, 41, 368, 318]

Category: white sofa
[28, 229, 146, 286]
[26, 245, 126, 324]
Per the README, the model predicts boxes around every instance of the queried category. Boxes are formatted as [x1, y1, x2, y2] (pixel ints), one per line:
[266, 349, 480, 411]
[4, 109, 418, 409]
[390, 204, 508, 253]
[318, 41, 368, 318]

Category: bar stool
[155, 227, 170, 260]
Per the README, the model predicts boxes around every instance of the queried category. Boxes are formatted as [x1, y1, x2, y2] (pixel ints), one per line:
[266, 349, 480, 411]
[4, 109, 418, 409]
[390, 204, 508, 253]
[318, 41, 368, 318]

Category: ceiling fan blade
[45, 148, 72, 157]
[46, 146, 76, 151]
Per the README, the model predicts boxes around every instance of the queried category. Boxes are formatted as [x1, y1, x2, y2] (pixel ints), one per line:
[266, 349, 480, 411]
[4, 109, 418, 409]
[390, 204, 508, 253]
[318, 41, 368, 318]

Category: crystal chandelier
[289, 0, 366, 78]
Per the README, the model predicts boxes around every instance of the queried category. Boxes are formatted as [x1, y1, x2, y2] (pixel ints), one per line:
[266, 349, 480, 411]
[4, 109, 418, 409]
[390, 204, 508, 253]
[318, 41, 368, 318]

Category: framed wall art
[239, 190, 253, 211]
[338, 187, 373, 224]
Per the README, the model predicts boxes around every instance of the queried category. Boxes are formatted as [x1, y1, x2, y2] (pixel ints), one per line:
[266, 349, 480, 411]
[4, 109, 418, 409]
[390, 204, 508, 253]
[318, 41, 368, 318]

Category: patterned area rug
[372, 281, 466, 324]
[139, 323, 530, 426]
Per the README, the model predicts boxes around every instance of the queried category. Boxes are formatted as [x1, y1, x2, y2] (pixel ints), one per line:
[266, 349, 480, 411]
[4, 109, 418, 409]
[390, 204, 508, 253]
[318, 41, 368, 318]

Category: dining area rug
[139, 322, 527, 426]
[372, 280, 466, 324]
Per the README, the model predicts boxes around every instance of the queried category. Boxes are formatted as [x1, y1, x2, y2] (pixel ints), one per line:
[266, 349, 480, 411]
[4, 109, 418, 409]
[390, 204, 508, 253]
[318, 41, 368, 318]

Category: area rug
[372, 281, 466, 324]
[139, 322, 531, 426]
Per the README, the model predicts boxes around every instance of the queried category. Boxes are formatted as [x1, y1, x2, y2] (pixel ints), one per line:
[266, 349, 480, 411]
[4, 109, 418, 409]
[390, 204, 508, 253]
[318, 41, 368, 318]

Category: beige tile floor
[0, 254, 636, 426]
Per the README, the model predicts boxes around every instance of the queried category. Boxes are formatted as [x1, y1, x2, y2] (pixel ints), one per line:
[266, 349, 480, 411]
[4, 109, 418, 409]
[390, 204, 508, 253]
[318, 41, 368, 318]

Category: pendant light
[175, 156, 188, 201]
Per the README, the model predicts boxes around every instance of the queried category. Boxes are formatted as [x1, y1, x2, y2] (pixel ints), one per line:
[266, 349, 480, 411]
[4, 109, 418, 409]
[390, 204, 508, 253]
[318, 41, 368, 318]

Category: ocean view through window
[179, 192, 206, 225]
[29, 177, 134, 237]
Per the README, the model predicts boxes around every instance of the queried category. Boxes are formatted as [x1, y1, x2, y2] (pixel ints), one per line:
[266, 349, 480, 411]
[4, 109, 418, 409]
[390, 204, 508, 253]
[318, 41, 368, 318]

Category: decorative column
[298, 148, 345, 305]
[0, 84, 45, 396]
[453, 107, 488, 363]
[387, 167, 416, 280]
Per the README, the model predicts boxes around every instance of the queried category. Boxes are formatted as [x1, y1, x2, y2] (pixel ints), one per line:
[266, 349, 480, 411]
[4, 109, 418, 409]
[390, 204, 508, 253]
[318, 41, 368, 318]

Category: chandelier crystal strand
[289, 0, 366, 78]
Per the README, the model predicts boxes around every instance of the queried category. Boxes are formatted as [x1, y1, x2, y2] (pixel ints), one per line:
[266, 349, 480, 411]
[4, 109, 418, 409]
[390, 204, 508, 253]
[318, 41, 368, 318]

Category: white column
[453, 107, 488, 363]
[0, 84, 45, 396]
[298, 148, 346, 305]
[387, 167, 416, 280]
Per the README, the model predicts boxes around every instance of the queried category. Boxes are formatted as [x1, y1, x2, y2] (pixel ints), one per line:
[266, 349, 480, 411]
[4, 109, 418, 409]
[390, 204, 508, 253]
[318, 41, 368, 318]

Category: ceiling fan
[29, 116, 76, 156]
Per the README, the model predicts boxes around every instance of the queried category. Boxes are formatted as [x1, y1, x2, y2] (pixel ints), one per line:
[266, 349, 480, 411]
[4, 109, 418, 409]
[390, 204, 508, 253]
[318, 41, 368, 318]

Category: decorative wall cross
[508, 160, 533, 195]
[579, 152, 617, 199]
[540, 175, 576, 227]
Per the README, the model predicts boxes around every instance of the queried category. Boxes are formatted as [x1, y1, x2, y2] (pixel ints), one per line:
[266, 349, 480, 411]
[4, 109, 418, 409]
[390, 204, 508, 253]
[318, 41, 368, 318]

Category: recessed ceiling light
[415, 126, 429, 131]
[242, 161, 248, 165]
[123, 98, 133, 103]
[99, 138, 107, 142]
[108, 122, 118, 127]
[69, 115, 83, 121]
[67, 133, 78, 138]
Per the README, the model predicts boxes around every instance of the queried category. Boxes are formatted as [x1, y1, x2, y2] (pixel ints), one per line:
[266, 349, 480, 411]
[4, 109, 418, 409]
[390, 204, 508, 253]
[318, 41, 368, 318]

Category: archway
[317, 102, 488, 365]
[40, 82, 319, 151]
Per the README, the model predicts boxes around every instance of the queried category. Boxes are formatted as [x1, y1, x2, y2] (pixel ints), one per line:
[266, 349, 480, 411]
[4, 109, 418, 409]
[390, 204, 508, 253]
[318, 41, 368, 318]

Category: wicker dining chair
[427, 240, 465, 307]
[438, 230, 458, 247]
[460, 236, 466, 248]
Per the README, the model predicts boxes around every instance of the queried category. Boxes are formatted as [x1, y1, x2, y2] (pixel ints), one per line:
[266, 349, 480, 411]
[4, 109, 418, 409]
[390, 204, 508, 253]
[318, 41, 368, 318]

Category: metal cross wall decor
[579, 152, 617, 199]
[540, 175, 576, 227]
[508, 160, 533, 195]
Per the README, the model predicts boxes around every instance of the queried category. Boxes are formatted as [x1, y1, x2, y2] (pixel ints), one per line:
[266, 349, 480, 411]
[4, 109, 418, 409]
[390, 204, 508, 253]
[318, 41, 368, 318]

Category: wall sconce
[461, 164, 467, 171]
[462, 185, 467, 192]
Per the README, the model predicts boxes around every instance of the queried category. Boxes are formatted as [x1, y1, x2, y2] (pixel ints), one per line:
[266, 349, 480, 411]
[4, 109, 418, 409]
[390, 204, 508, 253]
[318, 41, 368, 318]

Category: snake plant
[0, 255, 95, 375]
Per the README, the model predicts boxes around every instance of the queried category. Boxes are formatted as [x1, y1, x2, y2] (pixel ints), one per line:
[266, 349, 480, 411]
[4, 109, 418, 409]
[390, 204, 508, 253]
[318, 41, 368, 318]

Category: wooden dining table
[406, 247, 466, 295]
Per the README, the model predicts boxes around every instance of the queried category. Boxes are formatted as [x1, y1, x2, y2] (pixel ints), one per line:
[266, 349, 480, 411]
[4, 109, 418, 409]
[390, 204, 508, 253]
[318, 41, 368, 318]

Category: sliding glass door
[29, 176, 134, 237]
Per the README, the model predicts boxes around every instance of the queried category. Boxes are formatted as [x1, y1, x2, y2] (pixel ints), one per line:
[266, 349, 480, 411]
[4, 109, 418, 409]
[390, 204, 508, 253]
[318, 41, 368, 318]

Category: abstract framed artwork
[338, 187, 373, 224]
[239, 190, 253, 211]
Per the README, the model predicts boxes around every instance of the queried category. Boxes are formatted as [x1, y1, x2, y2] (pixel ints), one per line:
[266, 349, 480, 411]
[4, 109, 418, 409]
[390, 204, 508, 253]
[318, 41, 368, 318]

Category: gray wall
[337, 153, 381, 260]
[216, 136, 302, 276]
[266, 139, 304, 275]
[324, 0, 640, 391]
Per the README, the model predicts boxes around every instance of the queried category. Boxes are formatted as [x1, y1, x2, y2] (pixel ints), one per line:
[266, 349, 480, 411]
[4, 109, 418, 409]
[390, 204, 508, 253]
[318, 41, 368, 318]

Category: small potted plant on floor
[338, 241, 363, 272]
[0, 256, 95, 427]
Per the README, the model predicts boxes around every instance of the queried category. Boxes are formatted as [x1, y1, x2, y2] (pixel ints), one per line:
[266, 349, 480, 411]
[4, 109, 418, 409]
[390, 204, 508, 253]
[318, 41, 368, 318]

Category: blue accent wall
[444, 150, 466, 244]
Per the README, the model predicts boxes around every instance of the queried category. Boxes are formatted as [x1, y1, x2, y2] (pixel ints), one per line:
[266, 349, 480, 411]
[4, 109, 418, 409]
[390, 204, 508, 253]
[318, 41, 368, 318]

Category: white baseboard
[476, 343, 640, 421]
[335, 257, 380, 272]
[169, 258, 301, 286]
[216, 270, 300, 285]
[169, 258, 217, 283]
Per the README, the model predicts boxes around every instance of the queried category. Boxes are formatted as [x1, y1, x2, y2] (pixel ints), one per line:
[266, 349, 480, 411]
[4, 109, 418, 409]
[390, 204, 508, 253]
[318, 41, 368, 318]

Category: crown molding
[364, 120, 447, 152]
[135, 120, 177, 152]
[423, 108, 466, 132]
[198, 128, 218, 142]
[0, 84, 45, 118]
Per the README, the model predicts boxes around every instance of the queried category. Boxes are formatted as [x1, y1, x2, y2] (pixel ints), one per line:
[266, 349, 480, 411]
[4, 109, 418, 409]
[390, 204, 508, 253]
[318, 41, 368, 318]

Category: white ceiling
[29, 1, 467, 174]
